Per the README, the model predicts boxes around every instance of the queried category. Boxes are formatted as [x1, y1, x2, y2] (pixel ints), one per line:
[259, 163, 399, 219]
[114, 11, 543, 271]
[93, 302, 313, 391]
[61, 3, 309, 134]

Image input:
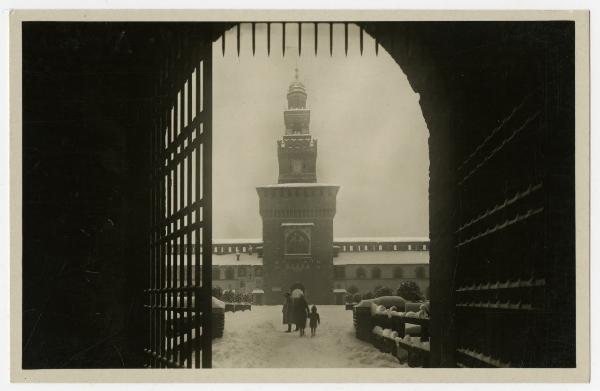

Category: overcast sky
[213, 23, 429, 239]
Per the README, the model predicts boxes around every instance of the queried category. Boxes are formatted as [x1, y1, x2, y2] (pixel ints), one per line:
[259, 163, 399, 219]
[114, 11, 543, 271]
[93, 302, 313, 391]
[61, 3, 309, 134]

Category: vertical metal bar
[329, 23, 333, 56]
[155, 71, 163, 368]
[314, 23, 318, 56]
[165, 109, 173, 365]
[161, 99, 168, 367]
[201, 44, 213, 368]
[359, 25, 364, 55]
[169, 34, 179, 367]
[298, 22, 302, 56]
[344, 23, 348, 56]
[282, 23, 286, 57]
[176, 69, 188, 365]
[186, 50, 195, 368]
[154, 59, 164, 369]
[179, 79, 186, 366]
[173, 95, 180, 367]
[194, 57, 202, 369]
[148, 83, 155, 368]
[221, 28, 226, 57]
[252, 23, 256, 56]
[267, 23, 271, 56]
[236, 23, 240, 57]
[157, 57, 165, 369]
[157, 97, 164, 368]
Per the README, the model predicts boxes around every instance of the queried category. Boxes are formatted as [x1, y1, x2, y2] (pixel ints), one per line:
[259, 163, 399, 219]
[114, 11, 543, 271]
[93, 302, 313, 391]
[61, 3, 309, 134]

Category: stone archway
[361, 22, 575, 367]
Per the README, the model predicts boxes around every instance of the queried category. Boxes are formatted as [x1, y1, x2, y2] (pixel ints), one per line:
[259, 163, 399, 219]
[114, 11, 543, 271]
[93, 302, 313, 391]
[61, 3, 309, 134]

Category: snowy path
[212, 305, 405, 368]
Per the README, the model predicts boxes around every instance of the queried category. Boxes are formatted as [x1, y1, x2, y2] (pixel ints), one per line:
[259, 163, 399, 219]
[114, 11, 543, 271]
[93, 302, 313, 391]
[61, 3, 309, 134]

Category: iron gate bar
[222, 29, 226, 56]
[314, 23, 318, 55]
[201, 46, 213, 369]
[360, 26, 364, 55]
[329, 23, 333, 56]
[218, 22, 378, 58]
[146, 26, 212, 369]
[267, 23, 271, 56]
[185, 45, 194, 368]
[252, 23, 256, 56]
[237, 24, 241, 57]
[298, 22, 302, 56]
[194, 53, 202, 368]
[344, 23, 348, 56]
[282, 23, 286, 56]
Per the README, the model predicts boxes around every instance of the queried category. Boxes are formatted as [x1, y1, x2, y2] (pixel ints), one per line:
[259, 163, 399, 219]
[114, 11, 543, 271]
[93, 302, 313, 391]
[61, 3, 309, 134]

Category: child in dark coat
[309, 305, 320, 337]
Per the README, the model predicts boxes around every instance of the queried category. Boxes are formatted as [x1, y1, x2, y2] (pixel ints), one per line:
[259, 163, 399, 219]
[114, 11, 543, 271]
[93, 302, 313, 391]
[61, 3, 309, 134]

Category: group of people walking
[282, 290, 320, 337]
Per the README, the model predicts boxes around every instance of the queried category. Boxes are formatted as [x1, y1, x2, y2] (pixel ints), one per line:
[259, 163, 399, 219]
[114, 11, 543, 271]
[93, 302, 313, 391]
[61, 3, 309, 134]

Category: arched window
[356, 267, 366, 279]
[393, 266, 404, 278]
[225, 267, 235, 280]
[255, 266, 263, 277]
[371, 267, 382, 279]
[415, 266, 426, 279]
[237, 267, 247, 277]
[212, 268, 220, 280]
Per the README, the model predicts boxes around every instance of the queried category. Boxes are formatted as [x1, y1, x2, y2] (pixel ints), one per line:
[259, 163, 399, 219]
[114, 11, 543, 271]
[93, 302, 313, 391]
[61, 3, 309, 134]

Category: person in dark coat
[282, 292, 292, 332]
[309, 305, 320, 337]
[293, 294, 310, 337]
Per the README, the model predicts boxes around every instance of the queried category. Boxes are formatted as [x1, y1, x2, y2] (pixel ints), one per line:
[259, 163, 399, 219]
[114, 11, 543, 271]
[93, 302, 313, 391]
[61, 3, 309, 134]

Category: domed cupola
[286, 68, 307, 109]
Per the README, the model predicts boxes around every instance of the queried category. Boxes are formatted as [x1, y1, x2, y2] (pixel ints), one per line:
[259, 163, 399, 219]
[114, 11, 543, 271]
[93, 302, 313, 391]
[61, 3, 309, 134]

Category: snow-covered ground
[212, 305, 406, 368]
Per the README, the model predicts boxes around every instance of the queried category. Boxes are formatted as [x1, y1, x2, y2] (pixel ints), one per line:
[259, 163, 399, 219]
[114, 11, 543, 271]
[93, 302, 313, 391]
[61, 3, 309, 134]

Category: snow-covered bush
[221, 290, 235, 303]
[362, 291, 374, 300]
[396, 281, 424, 301]
[375, 286, 394, 297]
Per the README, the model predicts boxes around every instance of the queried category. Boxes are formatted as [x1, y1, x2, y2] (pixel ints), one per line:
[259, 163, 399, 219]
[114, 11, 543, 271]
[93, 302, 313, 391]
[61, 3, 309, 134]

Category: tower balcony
[278, 137, 317, 150]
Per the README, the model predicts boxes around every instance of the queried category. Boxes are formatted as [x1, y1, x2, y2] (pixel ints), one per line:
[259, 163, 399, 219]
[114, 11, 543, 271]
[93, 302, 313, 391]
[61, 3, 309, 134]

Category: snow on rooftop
[257, 183, 339, 188]
[213, 238, 262, 245]
[333, 251, 429, 266]
[334, 237, 430, 243]
[211, 248, 429, 266]
[213, 253, 262, 266]
[212, 237, 429, 245]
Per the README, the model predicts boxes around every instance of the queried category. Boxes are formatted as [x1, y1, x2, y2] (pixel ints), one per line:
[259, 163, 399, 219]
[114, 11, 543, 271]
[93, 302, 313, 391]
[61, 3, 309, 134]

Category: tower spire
[278, 72, 317, 183]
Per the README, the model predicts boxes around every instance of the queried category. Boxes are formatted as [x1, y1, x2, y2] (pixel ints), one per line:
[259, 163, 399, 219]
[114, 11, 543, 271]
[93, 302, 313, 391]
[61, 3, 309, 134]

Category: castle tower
[257, 70, 339, 305]
[278, 69, 317, 183]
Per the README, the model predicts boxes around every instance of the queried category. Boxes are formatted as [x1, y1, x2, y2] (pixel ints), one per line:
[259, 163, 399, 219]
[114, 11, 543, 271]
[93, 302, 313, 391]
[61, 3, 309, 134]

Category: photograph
[9, 9, 590, 382]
